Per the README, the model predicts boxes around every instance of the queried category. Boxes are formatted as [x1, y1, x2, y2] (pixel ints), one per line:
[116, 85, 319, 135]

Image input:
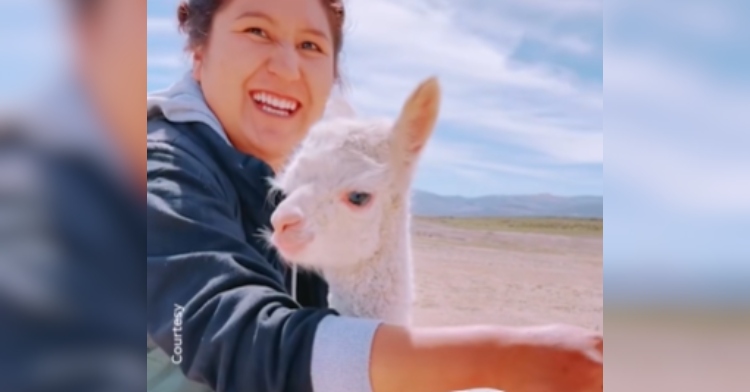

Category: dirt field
[410, 217, 603, 331]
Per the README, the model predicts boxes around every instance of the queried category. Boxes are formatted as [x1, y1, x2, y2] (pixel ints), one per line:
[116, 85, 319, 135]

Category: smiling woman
[174, 0, 344, 171]
[146, 1, 603, 392]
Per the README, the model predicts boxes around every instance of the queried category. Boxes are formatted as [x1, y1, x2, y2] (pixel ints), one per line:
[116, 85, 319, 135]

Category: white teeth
[252, 91, 298, 113]
[260, 105, 290, 117]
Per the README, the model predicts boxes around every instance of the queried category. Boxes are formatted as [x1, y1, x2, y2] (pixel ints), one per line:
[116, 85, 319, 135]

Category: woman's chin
[248, 121, 297, 143]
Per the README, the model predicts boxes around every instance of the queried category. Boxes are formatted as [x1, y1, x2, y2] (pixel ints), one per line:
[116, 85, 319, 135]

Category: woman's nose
[268, 44, 301, 81]
[271, 210, 304, 234]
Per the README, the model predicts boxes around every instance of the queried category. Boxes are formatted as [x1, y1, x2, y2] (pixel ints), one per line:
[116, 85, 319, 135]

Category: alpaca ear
[392, 77, 441, 164]
[323, 90, 358, 120]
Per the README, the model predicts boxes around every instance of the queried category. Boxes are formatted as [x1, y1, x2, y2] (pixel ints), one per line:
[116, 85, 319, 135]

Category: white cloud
[604, 3, 750, 214]
[147, 54, 189, 69]
[421, 139, 554, 179]
[606, 0, 743, 41]
[605, 48, 750, 137]
[0, 0, 73, 103]
[508, 0, 602, 15]
[607, 110, 750, 214]
[345, 1, 597, 98]
[600, 1, 750, 280]
[147, 17, 177, 34]
[340, 0, 602, 169]
[147, 16, 187, 73]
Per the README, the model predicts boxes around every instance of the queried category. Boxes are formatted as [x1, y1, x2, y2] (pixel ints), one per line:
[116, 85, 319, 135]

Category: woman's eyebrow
[235, 11, 276, 25]
[301, 27, 331, 41]
[235, 10, 330, 41]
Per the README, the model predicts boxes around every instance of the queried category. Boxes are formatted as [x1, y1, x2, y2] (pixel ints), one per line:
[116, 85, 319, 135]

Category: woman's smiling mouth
[250, 90, 302, 118]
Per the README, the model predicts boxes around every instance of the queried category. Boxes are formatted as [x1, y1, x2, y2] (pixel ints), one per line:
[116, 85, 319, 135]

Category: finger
[587, 349, 603, 364]
[594, 335, 603, 353]
[584, 339, 603, 363]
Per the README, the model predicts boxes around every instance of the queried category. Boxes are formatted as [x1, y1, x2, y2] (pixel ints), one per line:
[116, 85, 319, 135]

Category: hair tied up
[177, 2, 190, 31]
[329, 0, 345, 23]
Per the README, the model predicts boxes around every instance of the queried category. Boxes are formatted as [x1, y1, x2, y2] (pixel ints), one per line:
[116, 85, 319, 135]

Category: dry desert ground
[410, 217, 602, 391]
[410, 216, 603, 332]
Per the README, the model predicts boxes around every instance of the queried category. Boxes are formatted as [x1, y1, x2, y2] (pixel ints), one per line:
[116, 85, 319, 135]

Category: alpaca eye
[347, 191, 371, 206]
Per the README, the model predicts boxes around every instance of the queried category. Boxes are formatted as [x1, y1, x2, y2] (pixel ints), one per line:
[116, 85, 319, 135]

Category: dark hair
[68, 0, 100, 17]
[177, 0, 346, 77]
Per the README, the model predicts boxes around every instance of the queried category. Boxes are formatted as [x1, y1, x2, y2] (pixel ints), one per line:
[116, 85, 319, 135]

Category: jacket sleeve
[146, 140, 380, 392]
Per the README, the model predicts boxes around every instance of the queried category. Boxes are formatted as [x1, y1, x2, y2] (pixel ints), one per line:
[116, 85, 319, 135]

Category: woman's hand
[493, 324, 603, 392]
[369, 323, 602, 392]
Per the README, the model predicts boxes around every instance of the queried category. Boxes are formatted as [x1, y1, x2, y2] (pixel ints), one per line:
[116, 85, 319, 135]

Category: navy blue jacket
[147, 115, 378, 392]
[1, 112, 144, 391]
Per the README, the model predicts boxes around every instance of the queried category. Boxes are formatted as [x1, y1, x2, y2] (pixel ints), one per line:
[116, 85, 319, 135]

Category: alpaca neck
[325, 198, 413, 325]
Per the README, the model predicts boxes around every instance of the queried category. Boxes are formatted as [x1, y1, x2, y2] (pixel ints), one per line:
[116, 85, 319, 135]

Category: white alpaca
[266, 77, 441, 325]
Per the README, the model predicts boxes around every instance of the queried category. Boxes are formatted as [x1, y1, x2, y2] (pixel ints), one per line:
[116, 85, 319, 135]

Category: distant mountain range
[411, 190, 603, 218]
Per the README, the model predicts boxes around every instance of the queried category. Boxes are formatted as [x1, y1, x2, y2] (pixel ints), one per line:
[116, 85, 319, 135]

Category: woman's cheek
[304, 57, 336, 107]
[221, 35, 269, 72]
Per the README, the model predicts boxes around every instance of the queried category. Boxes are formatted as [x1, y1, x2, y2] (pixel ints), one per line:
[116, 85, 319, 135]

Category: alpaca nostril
[271, 212, 304, 234]
[280, 219, 301, 233]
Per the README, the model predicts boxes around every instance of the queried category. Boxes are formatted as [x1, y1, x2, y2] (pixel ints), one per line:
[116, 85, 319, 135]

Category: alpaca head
[267, 77, 441, 269]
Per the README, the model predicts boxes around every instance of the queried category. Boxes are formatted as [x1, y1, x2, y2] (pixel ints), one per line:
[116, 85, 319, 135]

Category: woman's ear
[191, 48, 204, 82]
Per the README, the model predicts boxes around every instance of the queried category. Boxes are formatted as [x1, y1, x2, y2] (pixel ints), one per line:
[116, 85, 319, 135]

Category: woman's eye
[245, 27, 268, 38]
[347, 192, 372, 207]
[300, 41, 321, 52]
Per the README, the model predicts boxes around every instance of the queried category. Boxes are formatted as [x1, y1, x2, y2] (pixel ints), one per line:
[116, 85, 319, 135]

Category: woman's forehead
[224, 0, 332, 36]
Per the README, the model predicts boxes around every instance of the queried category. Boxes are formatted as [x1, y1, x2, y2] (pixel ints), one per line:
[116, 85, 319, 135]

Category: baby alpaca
[266, 77, 441, 325]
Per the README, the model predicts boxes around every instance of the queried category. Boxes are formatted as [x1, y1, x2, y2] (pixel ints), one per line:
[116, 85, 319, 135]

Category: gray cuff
[310, 315, 382, 392]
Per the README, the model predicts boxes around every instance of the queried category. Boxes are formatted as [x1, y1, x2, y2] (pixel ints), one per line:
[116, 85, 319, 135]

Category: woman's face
[193, 0, 336, 170]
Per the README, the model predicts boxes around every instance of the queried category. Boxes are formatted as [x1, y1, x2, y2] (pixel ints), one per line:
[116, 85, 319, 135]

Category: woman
[146, 1, 604, 391]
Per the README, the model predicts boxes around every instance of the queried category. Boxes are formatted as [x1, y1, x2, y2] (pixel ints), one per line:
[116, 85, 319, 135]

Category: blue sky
[603, 0, 750, 301]
[147, 0, 604, 198]
[2, 0, 749, 298]
[0, 0, 72, 105]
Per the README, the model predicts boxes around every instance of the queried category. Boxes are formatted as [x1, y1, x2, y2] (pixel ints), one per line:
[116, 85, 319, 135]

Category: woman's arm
[369, 323, 603, 392]
[369, 324, 503, 391]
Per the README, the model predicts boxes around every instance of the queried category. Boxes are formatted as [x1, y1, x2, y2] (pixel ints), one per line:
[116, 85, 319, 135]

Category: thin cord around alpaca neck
[291, 264, 298, 301]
